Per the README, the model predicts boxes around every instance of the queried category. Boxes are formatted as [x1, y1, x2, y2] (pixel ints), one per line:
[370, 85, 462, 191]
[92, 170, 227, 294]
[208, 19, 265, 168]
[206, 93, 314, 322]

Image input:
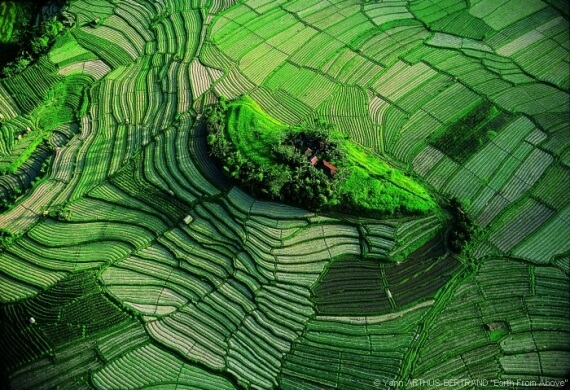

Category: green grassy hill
[208, 95, 436, 216]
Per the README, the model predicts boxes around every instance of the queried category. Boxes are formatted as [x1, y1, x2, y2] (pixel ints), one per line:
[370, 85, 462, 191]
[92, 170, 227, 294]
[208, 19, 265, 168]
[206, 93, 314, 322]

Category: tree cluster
[281, 125, 344, 163]
[447, 197, 475, 253]
[2, 16, 65, 77]
[280, 164, 340, 211]
[0, 228, 19, 250]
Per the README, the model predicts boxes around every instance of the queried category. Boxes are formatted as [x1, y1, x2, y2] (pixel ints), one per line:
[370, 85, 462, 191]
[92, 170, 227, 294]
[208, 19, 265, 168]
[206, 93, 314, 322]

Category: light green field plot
[0, 0, 568, 388]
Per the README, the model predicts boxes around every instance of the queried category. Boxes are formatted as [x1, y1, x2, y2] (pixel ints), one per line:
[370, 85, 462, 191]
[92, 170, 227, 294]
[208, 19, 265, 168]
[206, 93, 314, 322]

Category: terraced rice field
[0, 0, 568, 389]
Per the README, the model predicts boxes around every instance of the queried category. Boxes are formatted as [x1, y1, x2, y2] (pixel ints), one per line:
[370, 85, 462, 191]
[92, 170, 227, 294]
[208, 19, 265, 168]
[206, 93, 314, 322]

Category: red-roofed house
[321, 160, 338, 176]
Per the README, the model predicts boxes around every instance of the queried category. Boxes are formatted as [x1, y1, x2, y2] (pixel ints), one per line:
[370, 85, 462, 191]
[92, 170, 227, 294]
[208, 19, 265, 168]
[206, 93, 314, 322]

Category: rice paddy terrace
[0, 0, 568, 389]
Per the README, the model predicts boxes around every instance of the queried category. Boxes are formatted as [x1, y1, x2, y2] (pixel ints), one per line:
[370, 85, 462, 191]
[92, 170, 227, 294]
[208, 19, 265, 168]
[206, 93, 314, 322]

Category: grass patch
[341, 142, 436, 216]
[225, 97, 285, 167]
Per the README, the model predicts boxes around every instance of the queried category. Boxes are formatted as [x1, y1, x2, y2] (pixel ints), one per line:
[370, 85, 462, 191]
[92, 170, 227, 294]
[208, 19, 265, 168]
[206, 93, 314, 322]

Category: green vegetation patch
[0, 1, 34, 70]
[206, 96, 436, 215]
[430, 101, 515, 164]
[225, 97, 285, 167]
[48, 31, 97, 68]
[0, 271, 133, 375]
[0, 74, 89, 176]
[0, 1, 18, 43]
[32, 74, 91, 131]
[486, 321, 510, 342]
[446, 197, 479, 254]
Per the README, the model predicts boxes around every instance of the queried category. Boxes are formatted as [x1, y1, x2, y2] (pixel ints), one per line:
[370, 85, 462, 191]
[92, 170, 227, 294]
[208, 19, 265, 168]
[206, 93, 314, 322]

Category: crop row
[324, 12, 375, 47]
[240, 44, 288, 85]
[145, 131, 201, 201]
[464, 143, 510, 184]
[48, 33, 97, 68]
[443, 167, 482, 202]
[384, 254, 458, 308]
[411, 145, 446, 177]
[392, 214, 440, 249]
[336, 53, 384, 86]
[319, 86, 377, 148]
[2, 1, 568, 388]
[371, 61, 438, 103]
[512, 205, 570, 263]
[217, 24, 265, 61]
[422, 82, 480, 125]
[488, 197, 554, 253]
[396, 72, 449, 114]
[433, 7, 494, 40]
[532, 164, 569, 210]
[487, 149, 532, 192]
[294, 1, 359, 30]
[313, 258, 391, 316]
[0, 83, 19, 120]
[249, 87, 306, 124]
[215, 68, 256, 99]
[93, 342, 235, 389]
[380, 104, 408, 152]
[243, 8, 298, 41]
[2, 59, 62, 112]
[0, 114, 36, 160]
[415, 253, 570, 381]
[409, 0, 464, 24]
[72, 29, 135, 69]
[360, 24, 428, 67]
[363, 0, 413, 27]
[392, 110, 442, 162]
[10, 337, 101, 389]
[70, 0, 115, 26]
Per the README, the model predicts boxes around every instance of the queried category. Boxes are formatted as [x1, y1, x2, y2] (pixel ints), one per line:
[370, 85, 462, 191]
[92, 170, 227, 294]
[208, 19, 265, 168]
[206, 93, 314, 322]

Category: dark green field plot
[312, 258, 391, 316]
[430, 101, 515, 164]
[313, 233, 460, 316]
[382, 233, 461, 309]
